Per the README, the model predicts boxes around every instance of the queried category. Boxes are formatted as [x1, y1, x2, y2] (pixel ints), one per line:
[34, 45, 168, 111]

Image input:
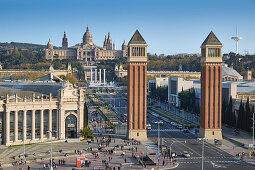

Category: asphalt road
[146, 111, 255, 170]
[97, 93, 255, 169]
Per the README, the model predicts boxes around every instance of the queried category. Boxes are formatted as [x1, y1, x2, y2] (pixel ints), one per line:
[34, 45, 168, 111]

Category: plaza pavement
[1, 134, 179, 170]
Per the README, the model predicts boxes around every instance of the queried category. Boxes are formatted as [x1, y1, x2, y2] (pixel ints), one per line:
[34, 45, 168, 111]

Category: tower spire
[62, 31, 68, 48]
[231, 25, 243, 54]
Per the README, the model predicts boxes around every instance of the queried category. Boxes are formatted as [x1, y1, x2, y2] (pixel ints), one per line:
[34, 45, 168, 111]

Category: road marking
[179, 160, 240, 164]
[161, 131, 202, 157]
[149, 129, 181, 132]
[175, 156, 234, 160]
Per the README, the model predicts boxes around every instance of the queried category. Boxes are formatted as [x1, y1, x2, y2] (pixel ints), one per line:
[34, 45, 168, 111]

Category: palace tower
[200, 31, 223, 140]
[127, 30, 147, 141]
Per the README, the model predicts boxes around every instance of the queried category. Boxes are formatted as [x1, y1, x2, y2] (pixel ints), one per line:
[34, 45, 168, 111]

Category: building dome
[222, 65, 243, 81]
[83, 26, 93, 45]
[47, 39, 53, 49]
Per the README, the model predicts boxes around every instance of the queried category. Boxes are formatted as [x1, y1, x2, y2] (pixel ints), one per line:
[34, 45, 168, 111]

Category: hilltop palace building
[45, 26, 128, 65]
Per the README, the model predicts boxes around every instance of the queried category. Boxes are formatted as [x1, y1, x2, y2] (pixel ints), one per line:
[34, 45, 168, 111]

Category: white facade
[148, 77, 168, 95]
[168, 77, 194, 107]
[0, 82, 84, 146]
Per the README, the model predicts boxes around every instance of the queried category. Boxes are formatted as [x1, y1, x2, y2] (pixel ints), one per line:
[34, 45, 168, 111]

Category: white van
[146, 124, 152, 130]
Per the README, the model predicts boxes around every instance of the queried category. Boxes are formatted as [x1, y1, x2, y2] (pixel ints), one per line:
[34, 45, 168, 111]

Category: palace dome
[47, 39, 53, 49]
[83, 26, 93, 45]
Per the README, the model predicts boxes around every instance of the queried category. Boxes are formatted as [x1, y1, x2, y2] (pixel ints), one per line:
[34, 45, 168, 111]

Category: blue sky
[0, 0, 254, 55]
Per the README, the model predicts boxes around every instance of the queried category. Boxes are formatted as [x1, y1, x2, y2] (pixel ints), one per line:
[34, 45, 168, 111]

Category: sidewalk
[222, 126, 253, 148]
[211, 126, 255, 164]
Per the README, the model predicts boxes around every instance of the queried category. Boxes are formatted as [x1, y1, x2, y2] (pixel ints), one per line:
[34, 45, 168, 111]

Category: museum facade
[45, 26, 128, 66]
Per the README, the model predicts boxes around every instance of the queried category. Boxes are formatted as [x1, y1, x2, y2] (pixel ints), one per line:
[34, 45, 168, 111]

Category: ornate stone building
[127, 30, 148, 141]
[45, 26, 128, 66]
[200, 31, 223, 140]
[0, 81, 84, 146]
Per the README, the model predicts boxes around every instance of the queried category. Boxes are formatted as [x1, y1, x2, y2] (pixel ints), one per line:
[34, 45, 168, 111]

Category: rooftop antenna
[231, 25, 243, 54]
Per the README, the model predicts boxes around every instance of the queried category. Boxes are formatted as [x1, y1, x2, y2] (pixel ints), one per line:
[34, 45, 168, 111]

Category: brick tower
[200, 31, 223, 140]
[127, 30, 147, 141]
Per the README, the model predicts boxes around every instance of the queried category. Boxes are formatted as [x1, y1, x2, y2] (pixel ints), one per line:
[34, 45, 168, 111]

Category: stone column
[40, 110, 44, 139]
[14, 111, 18, 142]
[103, 69, 106, 85]
[5, 111, 10, 144]
[95, 69, 97, 82]
[31, 110, 35, 140]
[58, 109, 65, 139]
[23, 110, 27, 141]
[56, 110, 59, 139]
[99, 69, 102, 83]
[48, 109, 52, 139]
[90, 69, 93, 82]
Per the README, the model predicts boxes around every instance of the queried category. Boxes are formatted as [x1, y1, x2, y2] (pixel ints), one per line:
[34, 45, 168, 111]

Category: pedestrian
[163, 160, 165, 166]
[124, 158, 126, 163]
[59, 160, 61, 165]
[28, 165, 30, 170]
[135, 147, 137, 152]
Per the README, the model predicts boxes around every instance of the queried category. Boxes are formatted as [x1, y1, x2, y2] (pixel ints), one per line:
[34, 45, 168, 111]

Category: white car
[182, 151, 190, 158]
[146, 124, 152, 130]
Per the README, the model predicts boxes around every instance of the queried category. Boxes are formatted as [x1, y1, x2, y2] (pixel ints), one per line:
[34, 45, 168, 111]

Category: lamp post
[252, 112, 254, 150]
[198, 138, 208, 170]
[47, 130, 56, 170]
[155, 121, 163, 168]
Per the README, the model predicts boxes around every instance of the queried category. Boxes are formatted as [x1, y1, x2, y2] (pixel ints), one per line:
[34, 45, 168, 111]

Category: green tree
[245, 97, 251, 132]
[222, 99, 227, 124]
[237, 100, 244, 129]
[80, 127, 94, 140]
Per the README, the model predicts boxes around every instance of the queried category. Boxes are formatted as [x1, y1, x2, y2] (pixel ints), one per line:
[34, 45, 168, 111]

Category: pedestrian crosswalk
[175, 156, 234, 160]
[178, 160, 241, 164]
[149, 129, 181, 132]
[144, 142, 158, 151]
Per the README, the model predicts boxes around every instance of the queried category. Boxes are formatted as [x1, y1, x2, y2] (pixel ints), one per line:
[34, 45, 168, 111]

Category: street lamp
[47, 130, 56, 170]
[252, 112, 254, 150]
[198, 138, 208, 170]
[155, 121, 163, 168]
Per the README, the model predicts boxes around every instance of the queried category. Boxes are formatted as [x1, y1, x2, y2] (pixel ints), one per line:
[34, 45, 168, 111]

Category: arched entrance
[65, 114, 77, 138]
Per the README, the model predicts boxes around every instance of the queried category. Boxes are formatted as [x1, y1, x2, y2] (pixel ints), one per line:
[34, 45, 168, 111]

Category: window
[137, 133, 139, 136]
[212, 131, 214, 135]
